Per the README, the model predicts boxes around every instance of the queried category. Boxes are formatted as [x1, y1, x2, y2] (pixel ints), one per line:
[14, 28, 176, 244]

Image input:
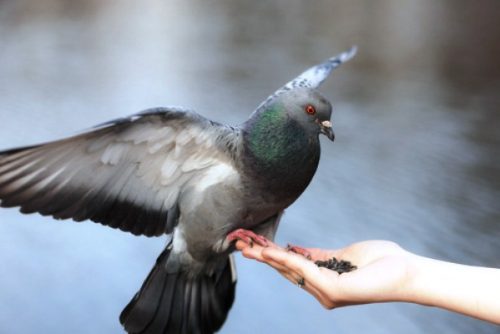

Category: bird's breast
[242, 134, 321, 202]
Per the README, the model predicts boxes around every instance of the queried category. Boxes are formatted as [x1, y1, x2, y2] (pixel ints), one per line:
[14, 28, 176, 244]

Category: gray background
[0, 1, 499, 333]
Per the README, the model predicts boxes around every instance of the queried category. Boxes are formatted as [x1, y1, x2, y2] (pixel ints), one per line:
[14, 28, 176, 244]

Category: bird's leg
[226, 228, 269, 247]
[286, 244, 312, 260]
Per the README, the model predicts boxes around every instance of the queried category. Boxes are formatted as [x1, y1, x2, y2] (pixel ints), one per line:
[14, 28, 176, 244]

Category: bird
[0, 47, 357, 334]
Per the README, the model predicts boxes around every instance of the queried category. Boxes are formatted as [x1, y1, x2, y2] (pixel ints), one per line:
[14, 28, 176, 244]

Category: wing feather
[0, 108, 239, 237]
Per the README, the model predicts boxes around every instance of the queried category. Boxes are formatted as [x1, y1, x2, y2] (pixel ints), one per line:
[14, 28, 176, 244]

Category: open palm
[236, 240, 417, 308]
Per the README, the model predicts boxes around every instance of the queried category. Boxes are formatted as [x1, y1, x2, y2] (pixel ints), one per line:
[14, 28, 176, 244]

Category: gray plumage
[0, 47, 356, 334]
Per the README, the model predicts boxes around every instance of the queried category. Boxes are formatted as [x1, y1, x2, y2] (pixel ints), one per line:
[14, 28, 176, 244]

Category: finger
[262, 247, 318, 273]
[279, 268, 337, 309]
[235, 240, 249, 251]
[306, 247, 343, 261]
[240, 244, 286, 265]
[262, 247, 332, 288]
[240, 241, 285, 261]
[279, 270, 299, 285]
[236, 238, 282, 251]
[240, 243, 267, 261]
[303, 281, 336, 309]
[261, 256, 291, 272]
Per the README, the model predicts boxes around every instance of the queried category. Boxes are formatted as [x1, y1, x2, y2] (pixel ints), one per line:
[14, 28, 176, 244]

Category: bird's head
[278, 88, 334, 141]
[248, 47, 356, 142]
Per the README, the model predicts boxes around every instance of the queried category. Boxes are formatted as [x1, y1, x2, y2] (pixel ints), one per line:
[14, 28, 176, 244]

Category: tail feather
[140, 274, 178, 334]
[187, 280, 201, 333]
[119, 249, 172, 333]
[120, 247, 236, 334]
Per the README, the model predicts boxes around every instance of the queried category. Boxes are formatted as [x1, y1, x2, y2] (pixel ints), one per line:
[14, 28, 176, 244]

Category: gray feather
[0, 108, 239, 237]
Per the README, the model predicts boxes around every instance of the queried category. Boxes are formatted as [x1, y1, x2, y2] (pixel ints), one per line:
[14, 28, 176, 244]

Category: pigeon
[0, 47, 356, 334]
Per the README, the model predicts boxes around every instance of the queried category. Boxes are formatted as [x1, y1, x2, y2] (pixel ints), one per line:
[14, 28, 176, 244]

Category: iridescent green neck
[248, 105, 288, 163]
[244, 104, 317, 172]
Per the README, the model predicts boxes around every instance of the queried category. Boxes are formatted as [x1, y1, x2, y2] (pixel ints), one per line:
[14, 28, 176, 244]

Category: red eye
[305, 105, 316, 115]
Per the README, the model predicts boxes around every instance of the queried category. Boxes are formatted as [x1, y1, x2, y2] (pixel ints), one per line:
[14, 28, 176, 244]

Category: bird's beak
[319, 120, 335, 141]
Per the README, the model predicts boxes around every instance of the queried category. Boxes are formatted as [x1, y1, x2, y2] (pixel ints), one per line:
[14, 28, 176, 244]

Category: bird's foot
[286, 244, 312, 260]
[227, 229, 269, 247]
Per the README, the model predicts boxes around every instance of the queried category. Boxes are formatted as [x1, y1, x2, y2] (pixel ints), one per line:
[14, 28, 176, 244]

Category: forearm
[405, 255, 500, 324]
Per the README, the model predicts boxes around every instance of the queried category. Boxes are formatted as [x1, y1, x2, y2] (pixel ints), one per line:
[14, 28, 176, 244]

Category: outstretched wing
[0, 108, 238, 237]
[256, 46, 357, 110]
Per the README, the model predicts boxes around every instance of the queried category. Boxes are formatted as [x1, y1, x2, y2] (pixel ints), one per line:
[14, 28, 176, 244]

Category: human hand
[237, 239, 500, 324]
[235, 240, 417, 309]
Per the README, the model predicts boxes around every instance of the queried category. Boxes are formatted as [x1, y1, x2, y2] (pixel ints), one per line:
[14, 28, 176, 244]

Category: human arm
[236, 240, 500, 325]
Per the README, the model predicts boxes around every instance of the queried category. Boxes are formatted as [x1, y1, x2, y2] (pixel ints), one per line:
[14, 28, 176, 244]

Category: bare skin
[235, 240, 500, 325]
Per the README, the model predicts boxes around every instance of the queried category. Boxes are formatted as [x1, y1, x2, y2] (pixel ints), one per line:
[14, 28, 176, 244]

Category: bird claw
[286, 244, 312, 260]
[227, 229, 269, 247]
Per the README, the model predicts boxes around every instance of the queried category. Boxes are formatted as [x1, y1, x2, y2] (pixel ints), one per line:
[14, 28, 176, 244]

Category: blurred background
[0, 0, 499, 333]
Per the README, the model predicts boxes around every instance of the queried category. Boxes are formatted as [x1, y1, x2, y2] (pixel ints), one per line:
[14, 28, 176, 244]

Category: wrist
[402, 254, 440, 306]
[387, 251, 426, 304]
